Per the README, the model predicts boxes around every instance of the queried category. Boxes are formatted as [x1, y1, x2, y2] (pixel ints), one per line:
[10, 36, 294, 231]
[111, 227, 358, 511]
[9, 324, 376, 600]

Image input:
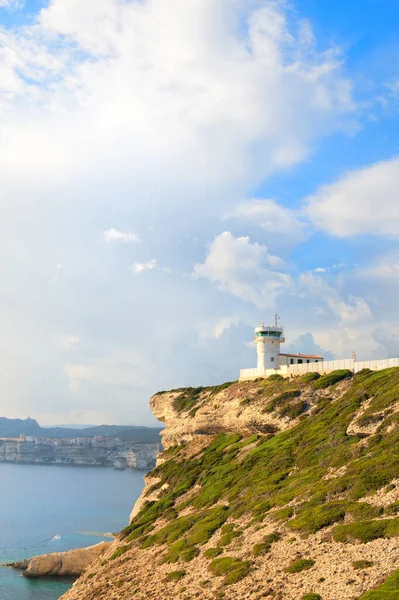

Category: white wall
[239, 357, 399, 381]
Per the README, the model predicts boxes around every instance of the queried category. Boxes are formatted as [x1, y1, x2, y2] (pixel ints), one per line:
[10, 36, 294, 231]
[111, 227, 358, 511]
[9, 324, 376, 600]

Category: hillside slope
[61, 368, 399, 600]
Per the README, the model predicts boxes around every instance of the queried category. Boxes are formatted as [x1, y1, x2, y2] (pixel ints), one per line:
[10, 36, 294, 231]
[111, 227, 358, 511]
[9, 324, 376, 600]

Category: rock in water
[14, 542, 111, 577]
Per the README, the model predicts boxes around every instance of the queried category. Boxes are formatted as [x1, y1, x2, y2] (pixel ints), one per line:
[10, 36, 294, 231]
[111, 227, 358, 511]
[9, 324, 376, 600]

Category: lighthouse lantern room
[255, 315, 285, 371]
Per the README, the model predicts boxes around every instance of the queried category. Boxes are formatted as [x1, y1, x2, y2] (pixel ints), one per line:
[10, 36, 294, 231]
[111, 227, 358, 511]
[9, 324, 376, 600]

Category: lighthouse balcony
[254, 334, 285, 343]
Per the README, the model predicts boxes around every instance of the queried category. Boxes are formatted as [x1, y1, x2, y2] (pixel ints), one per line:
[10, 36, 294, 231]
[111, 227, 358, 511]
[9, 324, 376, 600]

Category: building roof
[279, 353, 324, 359]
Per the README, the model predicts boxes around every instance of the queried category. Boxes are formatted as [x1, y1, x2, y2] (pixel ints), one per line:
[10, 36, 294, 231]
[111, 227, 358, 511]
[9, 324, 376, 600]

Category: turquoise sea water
[0, 463, 145, 600]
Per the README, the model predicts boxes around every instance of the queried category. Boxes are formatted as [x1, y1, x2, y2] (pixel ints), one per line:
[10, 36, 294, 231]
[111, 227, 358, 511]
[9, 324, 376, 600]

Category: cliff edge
[61, 369, 399, 599]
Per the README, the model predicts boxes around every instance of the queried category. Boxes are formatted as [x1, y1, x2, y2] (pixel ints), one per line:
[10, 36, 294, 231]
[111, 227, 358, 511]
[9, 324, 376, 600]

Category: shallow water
[0, 463, 145, 600]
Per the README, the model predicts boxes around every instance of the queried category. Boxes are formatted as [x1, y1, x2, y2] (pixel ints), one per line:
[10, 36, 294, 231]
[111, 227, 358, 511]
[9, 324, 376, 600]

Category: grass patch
[333, 517, 399, 543]
[209, 557, 251, 585]
[300, 372, 321, 383]
[359, 568, 399, 599]
[165, 571, 186, 582]
[204, 548, 222, 558]
[302, 595, 322, 600]
[288, 502, 346, 534]
[313, 370, 353, 389]
[279, 400, 308, 419]
[163, 539, 199, 563]
[173, 387, 203, 413]
[353, 560, 373, 570]
[286, 559, 315, 573]
[110, 544, 132, 560]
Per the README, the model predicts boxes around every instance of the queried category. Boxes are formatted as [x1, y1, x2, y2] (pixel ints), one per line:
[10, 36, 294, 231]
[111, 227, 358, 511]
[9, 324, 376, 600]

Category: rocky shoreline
[7, 542, 111, 578]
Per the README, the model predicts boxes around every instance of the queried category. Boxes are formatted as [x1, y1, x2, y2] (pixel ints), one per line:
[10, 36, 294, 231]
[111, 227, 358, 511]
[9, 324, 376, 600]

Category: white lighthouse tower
[255, 314, 285, 373]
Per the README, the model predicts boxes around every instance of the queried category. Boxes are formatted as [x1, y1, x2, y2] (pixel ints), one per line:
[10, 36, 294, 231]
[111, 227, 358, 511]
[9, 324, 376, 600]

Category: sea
[0, 463, 146, 600]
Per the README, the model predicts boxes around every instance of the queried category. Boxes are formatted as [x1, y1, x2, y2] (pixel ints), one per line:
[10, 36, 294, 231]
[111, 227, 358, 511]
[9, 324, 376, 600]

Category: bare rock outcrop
[13, 542, 111, 578]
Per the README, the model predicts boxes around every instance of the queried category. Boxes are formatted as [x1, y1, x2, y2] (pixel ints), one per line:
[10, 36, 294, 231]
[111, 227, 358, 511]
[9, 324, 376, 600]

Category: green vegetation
[120, 368, 399, 576]
[302, 594, 322, 600]
[204, 548, 222, 558]
[165, 571, 186, 582]
[359, 568, 399, 598]
[279, 400, 308, 419]
[333, 517, 399, 543]
[216, 523, 242, 547]
[110, 544, 132, 560]
[173, 387, 204, 413]
[313, 369, 353, 389]
[353, 560, 373, 570]
[286, 559, 315, 573]
[163, 539, 200, 563]
[253, 531, 281, 555]
[209, 557, 251, 585]
[300, 372, 321, 383]
[171, 382, 236, 414]
[264, 389, 301, 413]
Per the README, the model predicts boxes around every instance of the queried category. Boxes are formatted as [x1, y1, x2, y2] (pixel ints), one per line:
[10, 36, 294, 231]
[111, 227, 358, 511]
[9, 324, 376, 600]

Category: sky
[1, 0, 399, 426]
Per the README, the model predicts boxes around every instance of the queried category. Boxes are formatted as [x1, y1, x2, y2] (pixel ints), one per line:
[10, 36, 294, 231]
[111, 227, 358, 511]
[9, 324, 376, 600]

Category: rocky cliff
[60, 369, 399, 599]
[0, 439, 159, 469]
[12, 542, 111, 577]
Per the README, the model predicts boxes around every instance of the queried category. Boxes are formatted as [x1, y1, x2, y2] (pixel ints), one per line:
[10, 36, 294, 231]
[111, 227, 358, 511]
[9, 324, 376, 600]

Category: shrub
[163, 539, 199, 563]
[359, 568, 399, 598]
[209, 557, 251, 585]
[302, 595, 322, 600]
[166, 571, 186, 582]
[187, 506, 229, 545]
[217, 529, 242, 547]
[110, 544, 132, 560]
[279, 400, 308, 419]
[300, 372, 321, 383]
[270, 507, 294, 522]
[173, 387, 203, 412]
[204, 548, 222, 558]
[333, 517, 399, 543]
[353, 560, 373, 570]
[385, 501, 399, 516]
[253, 543, 270, 556]
[288, 502, 346, 534]
[268, 374, 284, 381]
[265, 390, 301, 413]
[286, 559, 315, 573]
[313, 370, 353, 389]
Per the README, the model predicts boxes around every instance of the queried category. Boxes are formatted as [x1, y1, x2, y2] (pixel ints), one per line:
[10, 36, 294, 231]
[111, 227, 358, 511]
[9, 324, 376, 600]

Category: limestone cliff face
[60, 372, 399, 600]
[12, 542, 111, 577]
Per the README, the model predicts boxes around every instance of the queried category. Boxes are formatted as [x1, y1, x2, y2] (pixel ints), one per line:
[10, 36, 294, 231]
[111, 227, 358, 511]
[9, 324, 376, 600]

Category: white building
[240, 318, 323, 381]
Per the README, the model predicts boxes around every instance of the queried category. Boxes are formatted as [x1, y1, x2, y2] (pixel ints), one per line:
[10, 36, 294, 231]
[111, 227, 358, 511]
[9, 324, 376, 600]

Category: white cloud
[304, 156, 399, 237]
[359, 261, 399, 280]
[0, 0, 24, 9]
[227, 198, 307, 242]
[0, 0, 354, 182]
[214, 316, 240, 339]
[58, 335, 80, 350]
[131, 260, 157, 274]
[0, 0, 361, 424]
[194, 231, 291, 308]
[104, 228, 140, 243]
[300, 273, 372, 323]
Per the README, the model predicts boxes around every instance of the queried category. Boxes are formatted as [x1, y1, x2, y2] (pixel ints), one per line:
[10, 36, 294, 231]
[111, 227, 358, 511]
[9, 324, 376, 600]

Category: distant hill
[0, 417, 162, 443]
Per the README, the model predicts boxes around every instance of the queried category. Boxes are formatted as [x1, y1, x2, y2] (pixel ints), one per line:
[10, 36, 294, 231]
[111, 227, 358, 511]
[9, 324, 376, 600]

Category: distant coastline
[0, 436, 160, 469]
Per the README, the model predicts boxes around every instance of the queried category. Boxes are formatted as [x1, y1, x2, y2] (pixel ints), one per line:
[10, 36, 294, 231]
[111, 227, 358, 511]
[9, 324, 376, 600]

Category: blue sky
[0, 0, 399, 426]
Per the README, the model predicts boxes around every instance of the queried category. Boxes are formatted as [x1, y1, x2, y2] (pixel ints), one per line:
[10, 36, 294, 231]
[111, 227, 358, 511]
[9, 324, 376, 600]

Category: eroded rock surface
[14, 542, 111, 578]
